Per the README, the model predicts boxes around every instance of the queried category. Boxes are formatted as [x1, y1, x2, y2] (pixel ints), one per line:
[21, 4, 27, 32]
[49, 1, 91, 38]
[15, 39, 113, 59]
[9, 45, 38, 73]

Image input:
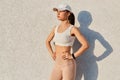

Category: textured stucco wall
[0, 0, 120, 80]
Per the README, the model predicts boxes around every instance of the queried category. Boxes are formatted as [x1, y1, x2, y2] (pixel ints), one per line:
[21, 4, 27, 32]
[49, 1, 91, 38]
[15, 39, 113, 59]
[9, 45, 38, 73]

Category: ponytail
[68, 12, 75, 25]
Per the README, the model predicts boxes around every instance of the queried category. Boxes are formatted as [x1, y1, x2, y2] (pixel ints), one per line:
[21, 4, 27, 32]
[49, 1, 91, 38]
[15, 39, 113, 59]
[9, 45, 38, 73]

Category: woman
[46, 4, 89, 80]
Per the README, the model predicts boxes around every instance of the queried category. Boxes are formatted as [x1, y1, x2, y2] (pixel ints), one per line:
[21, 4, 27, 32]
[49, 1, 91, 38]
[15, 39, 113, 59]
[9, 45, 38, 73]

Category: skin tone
[46, 9, 89, 61]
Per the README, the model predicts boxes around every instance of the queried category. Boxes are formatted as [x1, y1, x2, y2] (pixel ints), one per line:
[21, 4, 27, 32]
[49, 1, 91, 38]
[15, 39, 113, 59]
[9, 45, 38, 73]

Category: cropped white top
[53, 25, 75, 46]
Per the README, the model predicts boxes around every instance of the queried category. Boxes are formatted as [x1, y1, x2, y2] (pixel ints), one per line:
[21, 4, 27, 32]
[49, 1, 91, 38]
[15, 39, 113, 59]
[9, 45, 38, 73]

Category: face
[56, 10, 70, 21]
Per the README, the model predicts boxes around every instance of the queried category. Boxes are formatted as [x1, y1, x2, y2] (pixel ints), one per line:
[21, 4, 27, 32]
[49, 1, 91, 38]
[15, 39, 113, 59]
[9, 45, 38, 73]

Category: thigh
[49, 64, 62, 80]
[62, 59, 76, 80]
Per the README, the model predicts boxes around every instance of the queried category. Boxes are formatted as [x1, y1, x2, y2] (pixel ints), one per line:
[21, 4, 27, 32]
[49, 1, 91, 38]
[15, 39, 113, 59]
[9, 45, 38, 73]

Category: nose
[57, 11, 60, 15]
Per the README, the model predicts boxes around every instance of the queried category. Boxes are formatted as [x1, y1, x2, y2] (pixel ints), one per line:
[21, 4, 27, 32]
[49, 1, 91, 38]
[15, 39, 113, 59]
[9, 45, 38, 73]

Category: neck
[60, 20, 70, 26]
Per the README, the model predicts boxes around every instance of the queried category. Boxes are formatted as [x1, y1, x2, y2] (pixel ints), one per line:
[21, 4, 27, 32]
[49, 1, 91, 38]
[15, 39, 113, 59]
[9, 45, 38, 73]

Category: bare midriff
[55, 45, 71, 53]
[54, 44, 75, 66]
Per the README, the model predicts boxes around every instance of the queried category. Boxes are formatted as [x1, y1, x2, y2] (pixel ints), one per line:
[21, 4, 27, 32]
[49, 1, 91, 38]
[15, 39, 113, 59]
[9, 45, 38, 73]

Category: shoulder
[48, 25, 57, 35]
[69, 25, 79, 35]
[70, 25, 82, 34]
[51, 25, 57, 32]
[53, 25, 57, 29]
[71, 26, 79, 31]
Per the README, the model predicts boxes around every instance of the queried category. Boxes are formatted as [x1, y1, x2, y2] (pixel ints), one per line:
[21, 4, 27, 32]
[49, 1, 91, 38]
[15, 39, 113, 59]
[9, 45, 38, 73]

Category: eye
[59, 10, 66, 12]
[62, 10, 66, 12]
[62, 10, 67, 12]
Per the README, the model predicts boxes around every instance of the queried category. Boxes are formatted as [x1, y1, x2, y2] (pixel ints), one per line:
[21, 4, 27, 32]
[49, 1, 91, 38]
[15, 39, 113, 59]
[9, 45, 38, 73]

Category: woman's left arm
[72, 26, 89, 58]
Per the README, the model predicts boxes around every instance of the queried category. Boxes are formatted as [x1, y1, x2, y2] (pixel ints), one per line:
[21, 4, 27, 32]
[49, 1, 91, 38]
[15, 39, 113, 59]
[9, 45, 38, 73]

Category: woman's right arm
[45, 26, 56, 60]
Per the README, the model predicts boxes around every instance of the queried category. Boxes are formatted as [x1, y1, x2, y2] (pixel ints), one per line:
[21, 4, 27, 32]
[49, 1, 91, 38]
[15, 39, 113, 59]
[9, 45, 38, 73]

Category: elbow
[46, 40, 50, 46]
[86, 43, 90, 49]
[83, 43, 89, 50]
[46, 39, 52, 47]
[86, 44, 89, 49]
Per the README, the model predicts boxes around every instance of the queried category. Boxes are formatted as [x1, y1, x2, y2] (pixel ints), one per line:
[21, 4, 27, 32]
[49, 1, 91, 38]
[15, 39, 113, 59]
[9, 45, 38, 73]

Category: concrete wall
[0, 0, 119, 80]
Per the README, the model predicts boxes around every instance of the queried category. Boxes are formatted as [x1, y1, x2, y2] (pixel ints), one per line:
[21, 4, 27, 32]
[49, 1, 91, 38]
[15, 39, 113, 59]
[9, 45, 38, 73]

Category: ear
[67, 12, 71, 17]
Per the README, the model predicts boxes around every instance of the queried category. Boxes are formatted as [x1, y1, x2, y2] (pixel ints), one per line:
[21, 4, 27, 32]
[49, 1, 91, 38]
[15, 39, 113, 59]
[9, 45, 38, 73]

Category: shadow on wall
[72, 11, 113, 80]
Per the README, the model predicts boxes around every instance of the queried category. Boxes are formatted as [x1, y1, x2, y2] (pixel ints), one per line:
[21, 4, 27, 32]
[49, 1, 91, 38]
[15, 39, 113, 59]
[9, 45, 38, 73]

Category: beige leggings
[49, 53, 76, 80]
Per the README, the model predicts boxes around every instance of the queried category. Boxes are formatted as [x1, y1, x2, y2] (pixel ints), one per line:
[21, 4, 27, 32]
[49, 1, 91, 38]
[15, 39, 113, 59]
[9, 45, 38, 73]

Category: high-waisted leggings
[49, 52, 76, 80]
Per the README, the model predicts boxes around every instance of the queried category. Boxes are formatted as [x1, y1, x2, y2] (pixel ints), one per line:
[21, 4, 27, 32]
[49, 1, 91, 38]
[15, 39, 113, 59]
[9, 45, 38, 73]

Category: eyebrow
[57, 10, 67, 12]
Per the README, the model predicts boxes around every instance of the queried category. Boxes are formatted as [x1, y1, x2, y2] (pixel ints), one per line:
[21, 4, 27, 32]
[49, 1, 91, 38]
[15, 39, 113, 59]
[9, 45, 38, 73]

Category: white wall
[0, 0, 119, 80]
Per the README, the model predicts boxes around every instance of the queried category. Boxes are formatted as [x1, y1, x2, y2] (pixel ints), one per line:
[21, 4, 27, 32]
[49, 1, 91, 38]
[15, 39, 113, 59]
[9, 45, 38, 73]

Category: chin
[57, 18, 62, 21]
[57, 18, 64, 21]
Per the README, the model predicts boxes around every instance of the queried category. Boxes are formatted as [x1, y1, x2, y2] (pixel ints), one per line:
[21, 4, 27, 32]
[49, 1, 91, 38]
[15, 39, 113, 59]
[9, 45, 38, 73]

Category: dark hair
[68, 12, 75, 25]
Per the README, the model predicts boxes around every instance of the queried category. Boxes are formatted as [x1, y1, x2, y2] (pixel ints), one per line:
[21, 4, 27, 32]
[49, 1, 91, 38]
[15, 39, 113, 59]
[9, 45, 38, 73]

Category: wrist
[71, 53, 76, 60]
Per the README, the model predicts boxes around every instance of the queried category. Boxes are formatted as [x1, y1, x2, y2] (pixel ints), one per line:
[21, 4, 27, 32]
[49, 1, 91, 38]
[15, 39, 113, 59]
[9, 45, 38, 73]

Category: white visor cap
[53, 4, 72, 12]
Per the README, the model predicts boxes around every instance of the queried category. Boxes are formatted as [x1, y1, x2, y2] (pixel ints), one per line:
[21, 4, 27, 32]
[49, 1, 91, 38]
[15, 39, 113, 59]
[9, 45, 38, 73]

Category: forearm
[46, 41, 54, 56]
[74, 45, 89, 58]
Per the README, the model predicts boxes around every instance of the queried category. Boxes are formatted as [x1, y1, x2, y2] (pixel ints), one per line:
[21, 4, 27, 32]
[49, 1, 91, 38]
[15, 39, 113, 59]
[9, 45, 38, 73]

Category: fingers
[62, 54, 72, 60]
[62, 55, 67, 60]
[53, 57, 56, 60]
[53, 54, 56, 60]
[52, 56, 56, 61]
[65, 53, 69, 58]
[51, 53, 56, 60]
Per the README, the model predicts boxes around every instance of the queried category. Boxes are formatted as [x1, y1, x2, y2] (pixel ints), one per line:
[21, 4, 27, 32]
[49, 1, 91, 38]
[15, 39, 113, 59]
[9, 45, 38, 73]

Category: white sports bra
[53, 25, 75, 46]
